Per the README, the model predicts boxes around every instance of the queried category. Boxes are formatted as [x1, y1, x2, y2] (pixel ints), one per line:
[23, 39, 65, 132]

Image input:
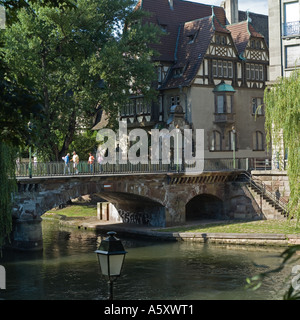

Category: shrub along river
[0, 219, 294, 300]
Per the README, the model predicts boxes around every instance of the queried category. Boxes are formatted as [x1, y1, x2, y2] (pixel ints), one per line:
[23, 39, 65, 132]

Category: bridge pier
[10, 218, 43, 251]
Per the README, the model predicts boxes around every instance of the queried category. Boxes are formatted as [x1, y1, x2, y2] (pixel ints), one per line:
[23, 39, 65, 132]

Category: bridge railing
[15, 158, 253, 177]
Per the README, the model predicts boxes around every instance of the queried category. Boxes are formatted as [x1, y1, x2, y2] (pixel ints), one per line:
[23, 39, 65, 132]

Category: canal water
[0, 220, 292, 300]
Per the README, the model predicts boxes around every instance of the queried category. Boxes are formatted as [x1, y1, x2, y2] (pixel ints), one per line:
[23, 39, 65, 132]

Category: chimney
[168, 0, 174, 10]
[222, 0, 238, 24]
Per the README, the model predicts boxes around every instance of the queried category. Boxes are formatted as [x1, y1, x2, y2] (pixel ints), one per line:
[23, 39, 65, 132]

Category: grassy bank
[46, 205, 97, 218]
[158, 219, 300, 235]
[45, 205, 300, 235]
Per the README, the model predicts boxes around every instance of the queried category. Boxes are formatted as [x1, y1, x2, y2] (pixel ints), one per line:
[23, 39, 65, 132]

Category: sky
[191, 0, 268, 15]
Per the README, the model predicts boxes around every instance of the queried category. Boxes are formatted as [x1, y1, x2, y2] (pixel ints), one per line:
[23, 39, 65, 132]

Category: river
[0, 219, 293, 300]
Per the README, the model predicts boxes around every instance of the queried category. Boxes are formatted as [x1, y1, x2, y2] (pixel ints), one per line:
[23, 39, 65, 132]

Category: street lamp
[232, 125, 236, 169]
[95, 231, 127, 300]
[28, 120, 33, 178]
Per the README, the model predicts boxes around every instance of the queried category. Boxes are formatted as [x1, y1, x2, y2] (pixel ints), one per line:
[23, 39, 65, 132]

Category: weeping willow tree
[0, 142, 17, 249]
[264, 68, 300, 221]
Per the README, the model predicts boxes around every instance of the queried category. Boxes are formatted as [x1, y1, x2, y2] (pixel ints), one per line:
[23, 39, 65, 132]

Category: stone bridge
[11, 170, 262, 251]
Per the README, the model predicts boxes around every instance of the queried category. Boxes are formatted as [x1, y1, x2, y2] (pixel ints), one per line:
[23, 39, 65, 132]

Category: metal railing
[250, 158, 272, 171]
[241, 171, 289, 216]
[15, 158, 251, 177]
[283, 21, 300, 37]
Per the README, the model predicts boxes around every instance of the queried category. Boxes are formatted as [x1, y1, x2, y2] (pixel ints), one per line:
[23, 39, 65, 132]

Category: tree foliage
[3, 0, 160, 160]
[264, 69, 300, 221]
[0, 142, 17, 249]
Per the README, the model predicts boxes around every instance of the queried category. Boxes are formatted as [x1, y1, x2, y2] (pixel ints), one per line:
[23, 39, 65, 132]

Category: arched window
[210, 130, 222, 151]
[253, 131, 264, 150]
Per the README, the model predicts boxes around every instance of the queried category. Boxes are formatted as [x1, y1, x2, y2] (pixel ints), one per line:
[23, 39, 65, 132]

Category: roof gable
[226, 19, 264, 56]
[138, 0, 226, 62]
[162, 14, 231, 89]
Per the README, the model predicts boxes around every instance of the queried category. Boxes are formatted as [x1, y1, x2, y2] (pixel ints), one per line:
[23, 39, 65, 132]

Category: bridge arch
[96, 191, 166, 227]
[185, 193, 224, 221]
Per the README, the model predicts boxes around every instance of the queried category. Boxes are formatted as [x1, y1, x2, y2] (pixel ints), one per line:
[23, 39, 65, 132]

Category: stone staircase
[240, 172, 289, 220]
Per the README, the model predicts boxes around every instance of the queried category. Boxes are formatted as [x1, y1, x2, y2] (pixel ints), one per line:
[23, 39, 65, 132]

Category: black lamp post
[95, 231, 127, 300]
[28, 120, 33, 178]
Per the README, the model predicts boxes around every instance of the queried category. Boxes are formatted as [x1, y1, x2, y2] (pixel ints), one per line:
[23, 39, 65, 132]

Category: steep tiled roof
[136, 1, 268, 90]
[162, 15, 229, 89]
[139, 0, 226, 62]
[239, 11, 269, 45]
[227, 19, 264, 55]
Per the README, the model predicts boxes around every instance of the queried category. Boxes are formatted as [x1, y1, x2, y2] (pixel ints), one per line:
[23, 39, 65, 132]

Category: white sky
[190, 0, 268, 15]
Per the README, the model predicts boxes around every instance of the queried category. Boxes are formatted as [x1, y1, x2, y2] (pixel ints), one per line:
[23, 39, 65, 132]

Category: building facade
[268, 0, 300, 80]
[120, 0, 271, 163]
[268, 0, 299, 169]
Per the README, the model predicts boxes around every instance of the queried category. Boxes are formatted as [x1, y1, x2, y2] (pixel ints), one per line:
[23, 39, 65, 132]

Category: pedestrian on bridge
[62, 153, 70, 174]
[71, 151, 79, 174]
[88, 152, 95, 173]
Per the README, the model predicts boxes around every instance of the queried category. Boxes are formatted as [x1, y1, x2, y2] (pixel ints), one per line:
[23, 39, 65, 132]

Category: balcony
[283, 21, 300, 37]
[214, 113, 235, 124]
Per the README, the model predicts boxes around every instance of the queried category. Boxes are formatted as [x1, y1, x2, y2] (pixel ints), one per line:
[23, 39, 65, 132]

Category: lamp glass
[108, 254, 125, 277]
[98, 254, 109, 276]
[97, 253, 125, 277]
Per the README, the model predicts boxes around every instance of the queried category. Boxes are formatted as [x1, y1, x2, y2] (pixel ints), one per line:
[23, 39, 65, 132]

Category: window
[283, 2, 299, 36]
[187, 30, 198, 44]
[215, 35, 227, 45]
[221, 36, 227, 45]
[171, 96, 180, 106]
[227, 95, 233, 113]
[253, 131, 264, 151]
[285, 45, 300, 68]
[252, 98, 264, 115]
[215, 94, 233, 114]
[251, 40, 262, 49]
[173, 68, 183, 77]
[217, 95, 224, 113]
[158, 66, 162, 83]
[210, 131, 222, 151]
[212, 60, 233, 78]
[246, 64, 264, 80]
[159, 24, 167, 33]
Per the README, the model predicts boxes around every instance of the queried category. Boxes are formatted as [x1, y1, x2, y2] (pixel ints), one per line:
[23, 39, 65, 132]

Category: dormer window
[173, 67, 183, 77]
[215, 35, 227, 45]
[187, 30, 198, 44]
[188, 35, 194, 43]
[250, 39, 262, 49]
[160, 24, 167, 33]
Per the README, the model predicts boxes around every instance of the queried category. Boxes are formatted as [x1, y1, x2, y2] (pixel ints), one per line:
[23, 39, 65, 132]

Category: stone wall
[251, 170, 290, 200]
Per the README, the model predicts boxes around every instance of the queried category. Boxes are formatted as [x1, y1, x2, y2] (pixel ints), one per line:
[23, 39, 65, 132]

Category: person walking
[62, 153, 70, 174]
[71, 151, 79, 174]
[88, 152, 95, 173]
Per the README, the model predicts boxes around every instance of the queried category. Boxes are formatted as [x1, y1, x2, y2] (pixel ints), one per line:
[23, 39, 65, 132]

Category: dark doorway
[186, 194, 224, 221]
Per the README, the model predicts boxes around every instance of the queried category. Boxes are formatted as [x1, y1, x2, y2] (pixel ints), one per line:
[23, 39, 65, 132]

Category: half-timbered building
[119, 0, 270, 161]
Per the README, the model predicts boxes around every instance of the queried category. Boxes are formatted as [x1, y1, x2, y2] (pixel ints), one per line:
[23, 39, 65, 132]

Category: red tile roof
[136, 1, 267, 90]
[139, 0, 226, 62]
[227, 20, 264, 55]
[162, 15, 229, 89]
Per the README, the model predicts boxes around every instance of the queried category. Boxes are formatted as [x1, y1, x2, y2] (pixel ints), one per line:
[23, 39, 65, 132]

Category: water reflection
[0, 220, 290, 300]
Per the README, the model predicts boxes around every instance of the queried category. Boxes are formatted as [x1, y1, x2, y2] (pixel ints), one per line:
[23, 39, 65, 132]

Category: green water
[0, 220, 292, 300]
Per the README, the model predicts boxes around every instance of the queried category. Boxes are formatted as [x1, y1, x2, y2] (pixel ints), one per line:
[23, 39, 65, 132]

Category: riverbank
[43, 212, 300, 247]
